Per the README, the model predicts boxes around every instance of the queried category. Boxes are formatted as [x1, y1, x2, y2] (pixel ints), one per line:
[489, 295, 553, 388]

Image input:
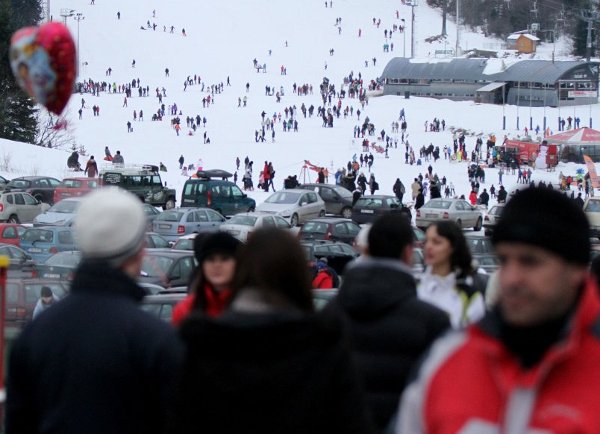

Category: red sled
[104, 155, 113, 161]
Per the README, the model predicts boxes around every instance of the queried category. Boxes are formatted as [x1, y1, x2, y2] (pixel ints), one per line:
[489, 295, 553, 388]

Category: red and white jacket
[398, 277, 600, 434]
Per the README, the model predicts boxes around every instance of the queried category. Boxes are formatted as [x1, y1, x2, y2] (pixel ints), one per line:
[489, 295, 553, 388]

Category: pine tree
[0, 0, 40, 143]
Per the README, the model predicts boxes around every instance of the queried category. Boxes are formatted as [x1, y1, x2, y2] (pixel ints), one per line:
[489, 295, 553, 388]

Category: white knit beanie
[74, 187, 146, 266]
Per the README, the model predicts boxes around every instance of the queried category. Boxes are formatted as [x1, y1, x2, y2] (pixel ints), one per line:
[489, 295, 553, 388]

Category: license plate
[44, 273, 60, 279]
[159, 224, 171, 229]
[361, 209, 374, 214]
[28, 248, 42, 253]
[426, 213, 437, 218]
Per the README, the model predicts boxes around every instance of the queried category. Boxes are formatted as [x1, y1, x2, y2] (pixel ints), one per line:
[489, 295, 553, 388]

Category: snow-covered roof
[507, 33, 540, 41]
[381, 58, 596, 84]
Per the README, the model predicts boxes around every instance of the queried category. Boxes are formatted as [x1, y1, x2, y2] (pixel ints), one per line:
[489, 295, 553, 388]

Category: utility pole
[410, 0, 418, 58]
[455, 0, 460, 56]
[60, 8, 75, 25]
[580, 10, 600, 62]
[74, 13, 85, 78]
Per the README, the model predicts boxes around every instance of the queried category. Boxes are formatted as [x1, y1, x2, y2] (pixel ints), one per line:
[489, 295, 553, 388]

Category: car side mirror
[242, 193, 247, 198]
[300, 202, 307, 206]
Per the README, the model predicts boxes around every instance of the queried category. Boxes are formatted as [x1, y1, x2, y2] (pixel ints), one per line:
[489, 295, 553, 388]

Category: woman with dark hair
[417, 221, 486, 328]
[171, 232, 240, 326]
[172, 228, 374, 434]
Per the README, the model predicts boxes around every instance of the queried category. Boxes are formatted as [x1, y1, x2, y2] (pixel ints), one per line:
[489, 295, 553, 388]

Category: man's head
[492, 187, 589, 327]
[74, 188, 147, 275]
[40, 286, 54, 304]
[368, 214, 414, 264]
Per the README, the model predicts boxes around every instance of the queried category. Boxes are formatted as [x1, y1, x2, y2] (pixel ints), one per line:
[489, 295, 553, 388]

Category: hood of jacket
[337, 257, 417, 319]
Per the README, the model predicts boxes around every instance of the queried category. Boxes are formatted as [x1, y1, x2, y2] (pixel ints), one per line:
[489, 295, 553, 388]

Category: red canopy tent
[545, 127, 600, 163]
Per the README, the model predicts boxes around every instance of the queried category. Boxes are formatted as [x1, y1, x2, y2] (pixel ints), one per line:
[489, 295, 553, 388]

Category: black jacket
[173, 308, 375, 434]
[327, 258, 450, 431]
[6, 260, 184, 434]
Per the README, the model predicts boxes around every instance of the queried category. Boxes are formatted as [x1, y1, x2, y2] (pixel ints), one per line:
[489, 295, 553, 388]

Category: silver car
[416, 198, 483, 231]
[256, 189, 325, 226]
[220, 212, 293, 242]
[0, 192, 50, 223]
[483, 204, 504, 236]
[152, 207, 225, 242]
[33, 197, 84, 227]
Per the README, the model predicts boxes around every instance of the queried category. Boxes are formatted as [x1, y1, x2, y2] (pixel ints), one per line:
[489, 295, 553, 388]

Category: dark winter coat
[326, 258, 450, 431]
[6, 260, 184, 434]
[479, 191, 490, 206]
[173, 309, 375, 434]
[415, 192, 425, 209]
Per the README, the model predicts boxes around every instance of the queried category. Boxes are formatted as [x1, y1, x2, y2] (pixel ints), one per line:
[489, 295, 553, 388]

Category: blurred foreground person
[7, 188, 183, 434]
[327, 214, 450, 432]
[173, 228, 374, 434]
[399, 187, 600, 433]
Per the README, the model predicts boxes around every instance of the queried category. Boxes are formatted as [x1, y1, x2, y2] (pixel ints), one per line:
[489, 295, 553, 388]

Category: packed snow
[1, 0, 596, 217]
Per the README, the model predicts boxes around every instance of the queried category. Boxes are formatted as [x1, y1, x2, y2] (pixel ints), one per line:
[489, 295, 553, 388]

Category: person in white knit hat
[6, 187, 183, 434]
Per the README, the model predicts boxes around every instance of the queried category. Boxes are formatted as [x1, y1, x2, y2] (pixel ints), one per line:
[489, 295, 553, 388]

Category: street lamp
[401, 19, 406, 58]
[60, 8, 75, 25]
[74, 12, 85, 77]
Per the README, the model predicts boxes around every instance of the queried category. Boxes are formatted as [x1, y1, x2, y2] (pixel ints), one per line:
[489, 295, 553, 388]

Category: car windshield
[355, 198, 383, 207]
[173, 239, 194, 250]
[489, 206, 503, 216]
[585, 200, 600, 212]
[156, 211, 183, 222]
[227, 215, 258, 226]
[8, 179, 30, 188]
[264, 192, 300, 204]
[141, 255, 174, 277]
[333, 187, 353, 198]
[302, 221, 328, 233]
[22, 229, 54, 242]
[424, 200, 452, 209]
[45, 251, 81, 267]
[48, 200, 80, 213]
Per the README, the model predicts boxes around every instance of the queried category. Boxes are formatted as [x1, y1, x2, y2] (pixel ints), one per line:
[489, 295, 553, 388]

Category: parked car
[412, 226, 426, 248]
[0, 175, 10, 191]
[584, 197, 600, 239]
[141, 292, 187, 322]
[0, 191, 51, 223]
[181, 169, 255, 216]
[53, 177, 98, 203]
[300, 240, 359, 276]
[171, 233, 197, 251]
[298, 218, 360, 245]
[5, 176, 61, 205]
[351, 195, 410, 224]
[33, 197, 84, 227]
[139, 249, 196, 288]
[220, 212, 293, 242]
[33, 250, 81, 281]
[100, 164, 176, 210]
[298, 184, 354, 218]
[483, 204, 505, 236]
[312, 288, 338, 310]
[0, 243, 36, 277]
[152, 207, 226, 242]
[257, 189, 325, 226]
[0, 223, 26, 246]
[5, 278, 69, 331]
[146, 232, 171, 249]
[142, 203, 162, 229]
[416, 198, 483, 231]
[20, 226, 77, 263]
[412, 247, 425, 274]
[465, 234, 495, 255]
[473, 254, 500, 274]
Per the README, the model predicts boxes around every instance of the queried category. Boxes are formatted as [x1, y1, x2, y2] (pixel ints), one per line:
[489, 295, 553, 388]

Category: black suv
[100, 165, 176, 210]
[298, 183, 354, 219]
[5, 176, 61, 205]
[181, 169, 255, 216]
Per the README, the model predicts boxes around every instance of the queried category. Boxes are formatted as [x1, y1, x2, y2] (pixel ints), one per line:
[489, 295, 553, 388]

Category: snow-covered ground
[0, 0, 595, 213]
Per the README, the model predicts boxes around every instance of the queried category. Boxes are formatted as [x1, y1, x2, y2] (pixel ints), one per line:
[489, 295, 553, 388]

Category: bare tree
[35, 110, 77, 150]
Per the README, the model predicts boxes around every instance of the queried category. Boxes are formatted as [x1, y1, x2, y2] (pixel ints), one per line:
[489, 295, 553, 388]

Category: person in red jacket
[262, 161, 271, 192]
[398, 187, 600, 433]
[312, 260, 334, 289]
[468, 189, 477, 205]
[172, 232, 241, 326]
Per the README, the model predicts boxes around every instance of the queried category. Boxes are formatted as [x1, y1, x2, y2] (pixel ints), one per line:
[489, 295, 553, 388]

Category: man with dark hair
[399, 187, 600, 433]
[326, 214, 450, 431]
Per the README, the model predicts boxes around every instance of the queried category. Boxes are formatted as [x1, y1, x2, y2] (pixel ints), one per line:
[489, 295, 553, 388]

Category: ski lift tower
[406, 0, 418, 58]
[60, 8, 75, 25]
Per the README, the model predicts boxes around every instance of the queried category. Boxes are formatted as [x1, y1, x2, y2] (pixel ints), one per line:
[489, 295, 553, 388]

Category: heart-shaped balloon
[9, 22, 76, 115]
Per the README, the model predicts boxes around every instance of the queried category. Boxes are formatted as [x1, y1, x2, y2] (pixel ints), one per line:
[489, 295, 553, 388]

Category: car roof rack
[194, 169, 233, 179]
[99, 163, 159, 174]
